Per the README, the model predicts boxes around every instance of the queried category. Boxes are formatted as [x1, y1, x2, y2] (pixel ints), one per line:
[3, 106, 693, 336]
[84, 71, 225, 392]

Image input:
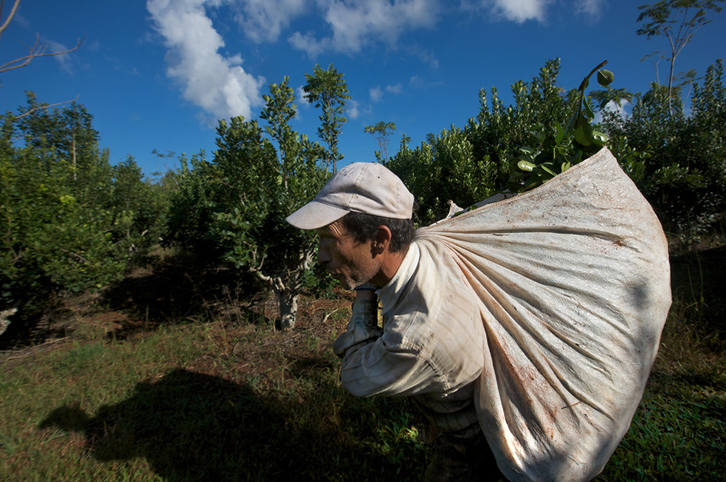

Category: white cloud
[289, 0, 439, 57]
[231, 0, 305, 43]
[406, 45, 439, 69]
[47, 40, 74, 74]
[575, 0, 604, 18]
[347, 99, 360, 119]
[370, 86, 383, 102]
[288, 31, 330, 58]
[386, 83, 402, 94]
[595, 99, 629, 124]
[370, 83, 402, 102]
[484, 0, 551, 23]
[469, 0, 600, 23]
[296, 84, 311, 105]
[147, 0, 265, 122]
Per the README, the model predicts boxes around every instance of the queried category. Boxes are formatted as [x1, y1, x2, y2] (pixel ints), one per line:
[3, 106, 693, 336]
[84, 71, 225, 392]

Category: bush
[0, 95, 169, 337]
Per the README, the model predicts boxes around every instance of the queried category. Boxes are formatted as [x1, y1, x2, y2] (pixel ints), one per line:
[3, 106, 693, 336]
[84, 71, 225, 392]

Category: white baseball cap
[286, 162, 414, 230]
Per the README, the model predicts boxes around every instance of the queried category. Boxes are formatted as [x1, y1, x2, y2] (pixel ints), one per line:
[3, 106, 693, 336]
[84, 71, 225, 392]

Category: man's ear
[373, 225, 392, 255]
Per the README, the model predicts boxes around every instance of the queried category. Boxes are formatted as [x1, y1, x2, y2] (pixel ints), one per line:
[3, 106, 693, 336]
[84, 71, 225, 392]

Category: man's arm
[333, 289, 448, 398]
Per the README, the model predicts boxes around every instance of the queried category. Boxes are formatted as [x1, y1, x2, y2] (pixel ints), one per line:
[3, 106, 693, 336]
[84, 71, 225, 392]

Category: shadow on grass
[39, 369, 427, 481]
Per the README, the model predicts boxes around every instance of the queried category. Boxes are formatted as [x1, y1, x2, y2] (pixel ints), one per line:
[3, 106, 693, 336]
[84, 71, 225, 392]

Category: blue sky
[1, 0, 724, 178]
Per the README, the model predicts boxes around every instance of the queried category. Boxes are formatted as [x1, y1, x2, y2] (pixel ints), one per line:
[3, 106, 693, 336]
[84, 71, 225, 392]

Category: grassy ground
[1, 293, 429, 481]
[1, 249, 724, 481]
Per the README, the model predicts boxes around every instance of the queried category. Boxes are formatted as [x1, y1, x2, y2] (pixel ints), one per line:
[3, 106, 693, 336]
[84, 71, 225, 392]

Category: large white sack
[415, 147, 671, 481]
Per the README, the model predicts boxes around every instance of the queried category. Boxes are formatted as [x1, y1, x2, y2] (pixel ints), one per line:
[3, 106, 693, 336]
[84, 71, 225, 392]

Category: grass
[1, 309, 429, 481]
[1, 248, 724, 480]
[598, 318, 725, 481]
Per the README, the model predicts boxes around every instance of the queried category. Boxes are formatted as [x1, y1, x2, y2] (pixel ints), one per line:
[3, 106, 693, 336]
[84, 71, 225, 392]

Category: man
[287, 149, 673, 482]
[286, 162, 500, 480]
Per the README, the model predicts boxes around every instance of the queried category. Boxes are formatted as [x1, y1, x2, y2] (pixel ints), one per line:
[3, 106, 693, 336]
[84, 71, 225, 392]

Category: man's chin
[331, 274, 354, 290]
[339, 277, 361, 291]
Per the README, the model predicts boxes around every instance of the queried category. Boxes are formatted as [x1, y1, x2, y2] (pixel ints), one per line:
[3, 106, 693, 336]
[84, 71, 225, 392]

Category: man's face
[316, 221, 381, 289]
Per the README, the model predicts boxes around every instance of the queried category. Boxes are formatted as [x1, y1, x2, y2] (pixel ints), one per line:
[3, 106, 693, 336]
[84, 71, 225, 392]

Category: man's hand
[333, 284, 381, 356]
[352, 284, 378, 329]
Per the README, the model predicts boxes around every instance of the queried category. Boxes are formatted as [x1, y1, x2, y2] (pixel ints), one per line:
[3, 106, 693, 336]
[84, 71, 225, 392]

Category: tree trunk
[72, 134, 77, 181]
[667, 56, 675, 115]
[276, 288, 298, 330]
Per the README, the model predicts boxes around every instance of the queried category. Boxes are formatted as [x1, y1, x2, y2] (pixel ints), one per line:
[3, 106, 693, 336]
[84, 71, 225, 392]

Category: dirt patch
[183, 292, 353, 386]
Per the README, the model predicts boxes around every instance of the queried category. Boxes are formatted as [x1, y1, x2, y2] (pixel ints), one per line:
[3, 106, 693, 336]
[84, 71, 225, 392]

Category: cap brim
[286, 200, 349, 230]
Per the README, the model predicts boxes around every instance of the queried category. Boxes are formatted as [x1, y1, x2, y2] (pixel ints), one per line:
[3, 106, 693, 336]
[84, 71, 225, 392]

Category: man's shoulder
[412, 238, 474, 292]
[394, 238, 479, 320]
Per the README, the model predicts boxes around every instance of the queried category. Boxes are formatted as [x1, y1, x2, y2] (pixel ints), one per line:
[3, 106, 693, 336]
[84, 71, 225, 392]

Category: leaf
[573, 114, 594, 146]
[565, 112, 577, 134]
[592, 130, 609, 146]
[517, 160, 536, 172]
[554, 123, 565, 144]
[584, 99, 595, 120]
[561, 161, 571, 172]
[540, 163, 557, 177]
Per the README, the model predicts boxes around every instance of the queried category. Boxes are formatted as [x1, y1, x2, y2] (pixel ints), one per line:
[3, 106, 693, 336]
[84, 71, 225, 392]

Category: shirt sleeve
[332, 312, 449, 398]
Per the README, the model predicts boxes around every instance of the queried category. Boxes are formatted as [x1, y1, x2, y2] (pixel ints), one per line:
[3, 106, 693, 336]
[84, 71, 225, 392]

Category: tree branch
[0, 0, 21, 36]
[14, 96, 79, 119]
[0, 34, 82, 74]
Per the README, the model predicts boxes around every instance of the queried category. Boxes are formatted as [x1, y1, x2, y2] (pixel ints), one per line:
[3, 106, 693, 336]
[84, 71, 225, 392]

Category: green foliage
[166, 77, 329, 328]
[109, 156, 171, 257]
[0, 94, 169, 330]
[387, 125, 498, 225]
[387, 56, 724, 244]
[387, 59, 596, 225]
[506, 60, 617, 190]
[602, 59, 726, 243]
[303, 64, 350, 173]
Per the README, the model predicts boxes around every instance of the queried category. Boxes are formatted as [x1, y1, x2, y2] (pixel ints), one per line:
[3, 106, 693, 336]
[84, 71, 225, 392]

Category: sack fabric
[415, 147, 671, 481]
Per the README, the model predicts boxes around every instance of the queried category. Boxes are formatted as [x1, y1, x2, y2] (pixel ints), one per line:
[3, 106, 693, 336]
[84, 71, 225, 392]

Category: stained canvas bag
[415, 147, 671, 481]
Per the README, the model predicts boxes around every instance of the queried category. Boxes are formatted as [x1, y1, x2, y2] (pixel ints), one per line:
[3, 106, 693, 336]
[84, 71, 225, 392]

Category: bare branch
[0, 0, 21, 36]
[242, 242, 285, 292]
[0, 34, 82, 74]
[14, 96, 79, 119]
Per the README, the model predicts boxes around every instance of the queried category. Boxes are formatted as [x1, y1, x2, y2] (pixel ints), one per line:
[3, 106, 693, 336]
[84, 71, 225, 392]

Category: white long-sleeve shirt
[333, 239, 486, 434]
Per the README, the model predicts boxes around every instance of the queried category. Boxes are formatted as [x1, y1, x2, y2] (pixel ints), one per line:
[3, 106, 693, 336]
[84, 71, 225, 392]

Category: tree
[364, 121, 396, 161]
[636, 0, 725, 114]
[166, 78, 328, 329]
[303, 64, 350, 173]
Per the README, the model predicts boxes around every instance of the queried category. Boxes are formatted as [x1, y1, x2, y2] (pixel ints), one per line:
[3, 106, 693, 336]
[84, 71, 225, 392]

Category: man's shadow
[39, 368, 379, 480]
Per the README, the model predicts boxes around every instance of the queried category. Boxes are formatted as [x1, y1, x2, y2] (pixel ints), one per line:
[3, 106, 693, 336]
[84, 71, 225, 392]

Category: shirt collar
[378, 241, 420, 318]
